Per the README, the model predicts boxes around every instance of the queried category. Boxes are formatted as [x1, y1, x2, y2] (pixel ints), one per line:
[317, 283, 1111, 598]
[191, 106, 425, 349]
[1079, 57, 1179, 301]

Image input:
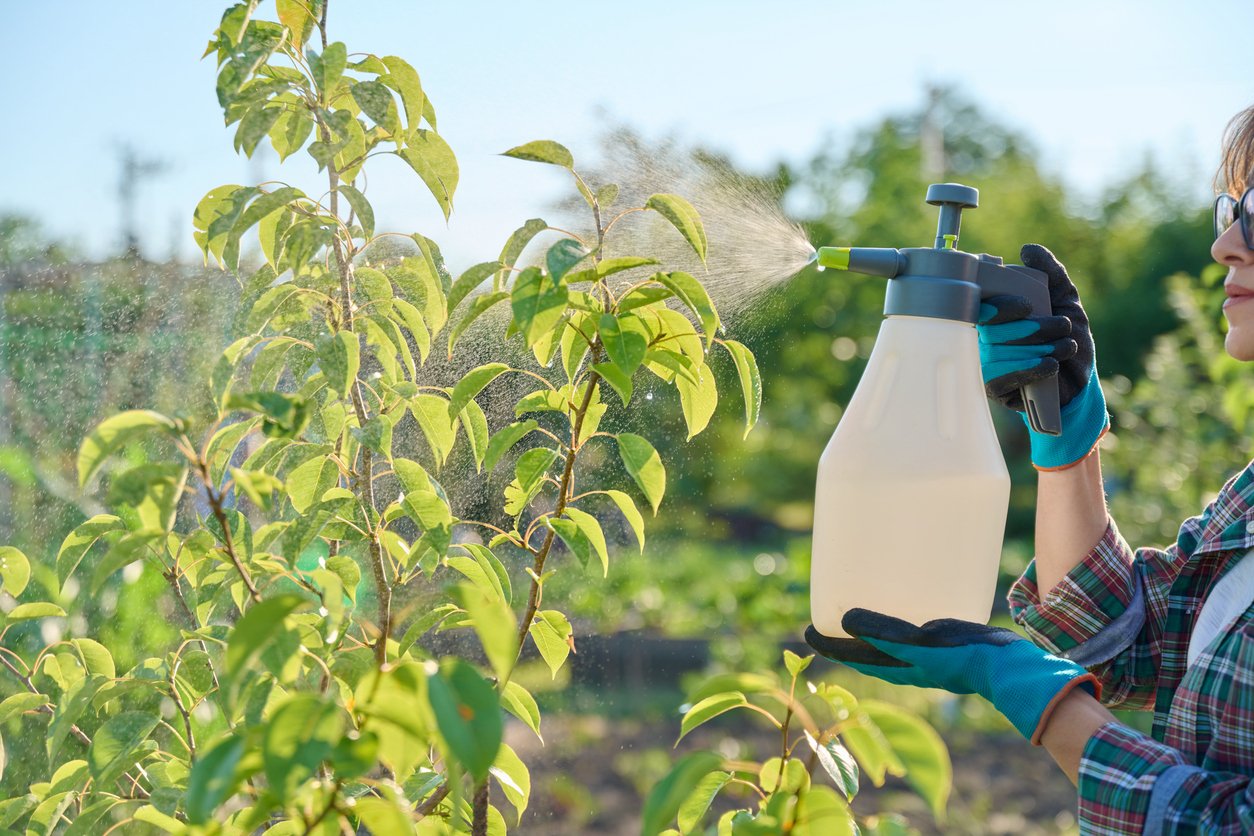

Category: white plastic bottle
[809, 315, 1010, 638]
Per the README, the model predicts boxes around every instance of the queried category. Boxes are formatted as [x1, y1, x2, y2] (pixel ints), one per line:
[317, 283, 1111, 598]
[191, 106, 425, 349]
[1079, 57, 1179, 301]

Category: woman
[806, 106, 1254, 834]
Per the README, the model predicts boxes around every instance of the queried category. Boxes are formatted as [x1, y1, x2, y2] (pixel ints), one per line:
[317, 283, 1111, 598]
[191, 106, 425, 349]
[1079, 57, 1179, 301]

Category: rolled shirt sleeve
[1079, 722, 1254, 835]
[1009, 519, 1162, 709]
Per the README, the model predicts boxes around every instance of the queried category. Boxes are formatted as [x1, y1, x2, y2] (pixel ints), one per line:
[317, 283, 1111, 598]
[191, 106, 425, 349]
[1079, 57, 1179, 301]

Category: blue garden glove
[804, 609, 1100, 745]
[977, 244, 1109, 470]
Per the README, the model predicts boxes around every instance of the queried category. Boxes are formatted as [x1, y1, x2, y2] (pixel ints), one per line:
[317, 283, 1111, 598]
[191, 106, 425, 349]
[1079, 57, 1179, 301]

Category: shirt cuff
[1008, 519, 1140, 656]
[1078, 722, 1190, 836]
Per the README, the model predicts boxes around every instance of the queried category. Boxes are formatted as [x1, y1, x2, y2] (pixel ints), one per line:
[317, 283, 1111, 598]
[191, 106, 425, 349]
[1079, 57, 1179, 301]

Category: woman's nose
[1212, 218, 1254, 266]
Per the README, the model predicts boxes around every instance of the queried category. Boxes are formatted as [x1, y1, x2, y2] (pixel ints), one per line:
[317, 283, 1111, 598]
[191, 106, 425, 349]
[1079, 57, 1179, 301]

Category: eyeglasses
[1214, 187, 1254, 249]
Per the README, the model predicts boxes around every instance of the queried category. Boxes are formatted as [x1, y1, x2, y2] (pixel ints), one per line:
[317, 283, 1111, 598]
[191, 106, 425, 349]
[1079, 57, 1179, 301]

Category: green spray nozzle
[816, 246, 905, 278]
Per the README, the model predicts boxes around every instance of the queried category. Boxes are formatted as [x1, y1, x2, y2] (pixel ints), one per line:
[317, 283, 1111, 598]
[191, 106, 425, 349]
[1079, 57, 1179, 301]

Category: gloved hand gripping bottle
[810, 184, 1061, 638]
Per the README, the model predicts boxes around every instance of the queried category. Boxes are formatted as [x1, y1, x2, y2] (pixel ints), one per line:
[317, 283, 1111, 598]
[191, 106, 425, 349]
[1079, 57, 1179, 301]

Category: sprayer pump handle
[976, 259, 1063, 436]
[925, 183, 979, 209]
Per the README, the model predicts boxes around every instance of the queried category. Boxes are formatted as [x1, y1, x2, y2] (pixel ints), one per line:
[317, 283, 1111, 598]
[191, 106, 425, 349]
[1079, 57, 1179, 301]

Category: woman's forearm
[1034, 449, 1110, 597]
[1039, 688, 1117, 784]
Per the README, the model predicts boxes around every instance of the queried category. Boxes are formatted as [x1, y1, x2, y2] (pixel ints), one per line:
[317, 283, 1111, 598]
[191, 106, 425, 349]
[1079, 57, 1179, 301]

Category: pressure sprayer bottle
[809, 183, 1062, 638]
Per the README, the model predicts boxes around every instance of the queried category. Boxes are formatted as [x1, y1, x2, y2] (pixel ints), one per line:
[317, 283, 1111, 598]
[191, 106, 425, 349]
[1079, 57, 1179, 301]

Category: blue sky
[3, 1, 1253, 271]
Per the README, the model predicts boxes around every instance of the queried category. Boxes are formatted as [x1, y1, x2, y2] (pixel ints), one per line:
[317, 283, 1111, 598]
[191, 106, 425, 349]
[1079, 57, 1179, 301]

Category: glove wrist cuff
[1023, 368, 1109, 469]
[1027, 672, 1101, 745]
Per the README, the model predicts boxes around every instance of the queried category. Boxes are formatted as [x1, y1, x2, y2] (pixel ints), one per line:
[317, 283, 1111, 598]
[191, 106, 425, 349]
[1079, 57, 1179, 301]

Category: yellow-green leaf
[502, 140, 573, 168]
[616, 433, 665, 515]
[645, 193, 707, 264]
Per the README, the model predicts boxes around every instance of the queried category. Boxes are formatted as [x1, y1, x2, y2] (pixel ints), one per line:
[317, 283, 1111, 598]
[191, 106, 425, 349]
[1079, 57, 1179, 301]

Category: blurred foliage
[1104, 263, 1253, 545]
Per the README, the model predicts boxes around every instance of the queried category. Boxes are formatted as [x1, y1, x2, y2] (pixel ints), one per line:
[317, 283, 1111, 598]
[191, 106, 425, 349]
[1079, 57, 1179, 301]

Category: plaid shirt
[1008, 460, 1254, 835]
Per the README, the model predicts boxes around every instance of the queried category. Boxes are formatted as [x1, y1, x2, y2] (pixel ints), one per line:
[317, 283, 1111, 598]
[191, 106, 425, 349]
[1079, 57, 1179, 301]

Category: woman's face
[1211, 194, 1254, 361]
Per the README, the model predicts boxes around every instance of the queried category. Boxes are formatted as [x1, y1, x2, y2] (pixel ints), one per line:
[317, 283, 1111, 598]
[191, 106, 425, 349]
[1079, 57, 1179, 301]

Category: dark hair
[1218, 106, 1254, 195]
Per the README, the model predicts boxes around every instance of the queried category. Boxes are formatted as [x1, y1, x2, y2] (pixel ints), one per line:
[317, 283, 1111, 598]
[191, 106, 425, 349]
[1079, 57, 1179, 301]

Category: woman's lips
[1225, 284, 1254, 309]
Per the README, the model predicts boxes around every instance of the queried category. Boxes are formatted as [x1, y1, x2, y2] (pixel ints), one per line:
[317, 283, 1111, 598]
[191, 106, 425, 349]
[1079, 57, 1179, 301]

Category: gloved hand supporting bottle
[978, 244, 1109, 470]
[805, 610, 1100, 744]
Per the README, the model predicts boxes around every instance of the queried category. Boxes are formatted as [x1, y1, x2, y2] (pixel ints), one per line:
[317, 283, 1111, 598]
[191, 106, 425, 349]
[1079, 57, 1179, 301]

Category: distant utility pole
[116, 143, 167, 260]
[920, 85, 946, 180]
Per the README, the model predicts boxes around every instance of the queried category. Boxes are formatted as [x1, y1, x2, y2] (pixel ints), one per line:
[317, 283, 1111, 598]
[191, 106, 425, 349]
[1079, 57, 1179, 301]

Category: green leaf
[212, 335, 260, 410]
[618, 286, 674, 313]
[310, 41, 347, 96]
[841, 708, 905, 787]
[501, 680, 542, 743]
[106, 463, 187, 533]
[225, 594, 306, 700]
[230, 466, 282, 512]
[448, 261, 502, 315]
[599, 313, 650, 376]
[793, 786, 857, 836]
[285, 453, 337, 514]
[505, 448, 559, 516]
[616, 433, 666, 515]
[528, 610, 572, 678]
[784, 650, 814, 678]
[0, 692, 46, 724]
[497, 218, 548, 286]
[427, 659, 502, 783]
[563, 507, 609, 576]
[448, 290, 509, 356]
[398, 603, 459, 657]
[597, 183, 619, 207]
[863, 700, 951, 821]
[599, 489, 645, 552]
[676, 362, 718, 440]
[545, 518, 593, 570]
[805, 731, 859, 801]
[513, 388, 567, 416]
[491, 742, 532, 825]
[401, 490, 454, 532]
[77, 410, 178, 487]
[355, 797, 413, 835]
[410, 393, 458, 468]
[457, 543, 512, 605]
[186, 735, 246, 825]
[655, 271, 720, 347]
[391, 240, 449, 335]
[399, 129, 459, 220]
[720, 339, 762, 439]
[678, 692, 749, 743]
[268, 106, 314, 162]
[0, 547, 30, 598]
[351, 80, 400, 135]
[192, 184, 255, 267]
[88, 711, 159, 789]
[645, 193, 707, 264]
[511, 266, 569, 349]
[448, 363, 510, 420]
[640, 752, 724, 836]
[339, 183, 374, 239]
[234, 104, 282, 157]
[315, 330, 360, 397]
[90, 529, 162, 595]
[546, 239, 588, 281]
[276, 0, 316, 50]
[263, 694, 345, 802]
[455, 584, 516, 682]
[591, 362, 632, 407]
[6, 602, 65, 622]
[677, 770, 732, 833]
[381, 56, 425, 131]
[392, 297, 432, 363]
[501, 140, 573, 168]
[461, 400, 490, 472]
[483, 420, 537, 472]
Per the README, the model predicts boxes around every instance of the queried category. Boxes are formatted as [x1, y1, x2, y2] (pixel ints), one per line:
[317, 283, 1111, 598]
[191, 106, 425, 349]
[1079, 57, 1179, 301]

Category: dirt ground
[510, 712, 1080, 835]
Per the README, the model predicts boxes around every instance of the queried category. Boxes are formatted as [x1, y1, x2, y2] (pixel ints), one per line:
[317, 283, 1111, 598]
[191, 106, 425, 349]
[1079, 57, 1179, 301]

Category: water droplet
[816, 265, 826, 272]
[645, 391, 653, 401]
